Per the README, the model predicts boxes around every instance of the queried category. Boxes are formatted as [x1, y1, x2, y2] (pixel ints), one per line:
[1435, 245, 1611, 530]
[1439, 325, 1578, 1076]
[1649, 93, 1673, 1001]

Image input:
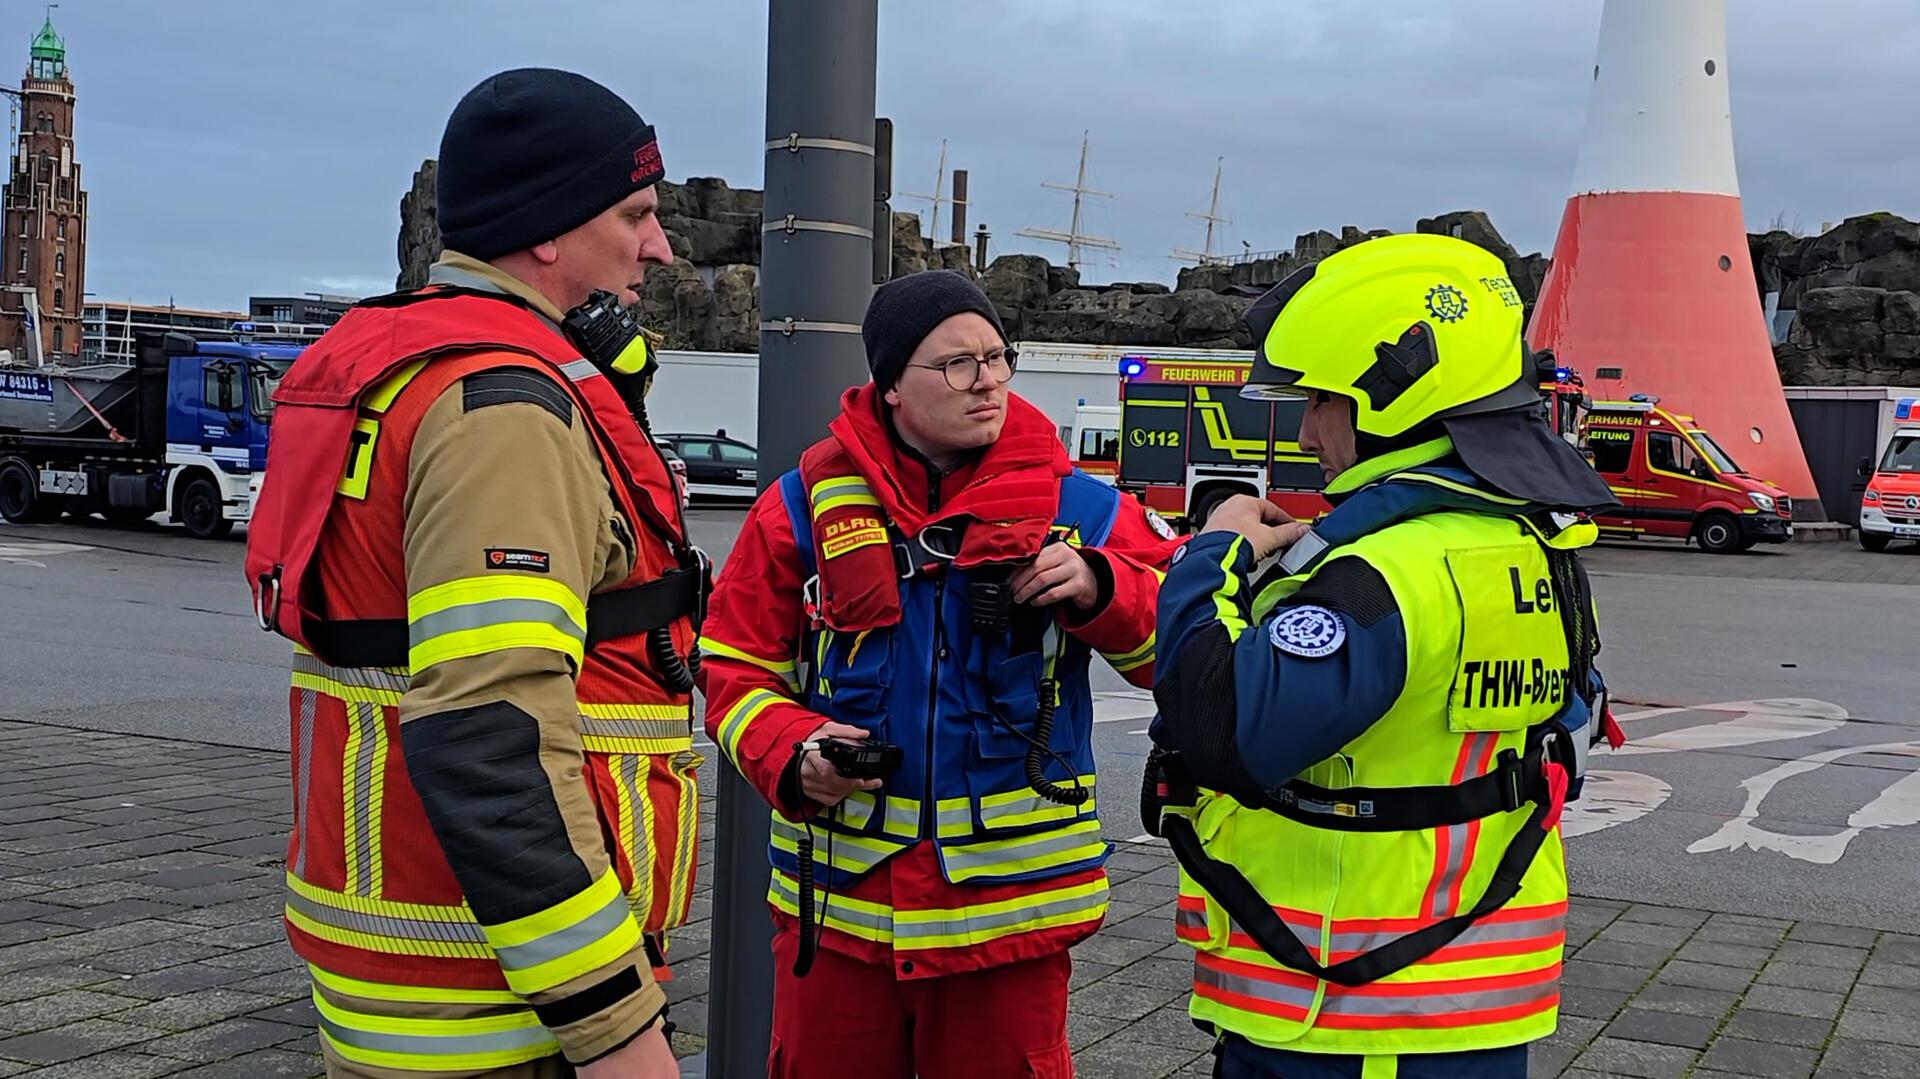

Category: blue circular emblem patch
[1268, 605, 1346, 658]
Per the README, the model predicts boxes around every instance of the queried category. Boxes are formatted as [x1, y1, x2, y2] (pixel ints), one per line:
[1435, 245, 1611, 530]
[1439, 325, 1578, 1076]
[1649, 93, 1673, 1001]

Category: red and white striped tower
[1528, 0, 1819, 506]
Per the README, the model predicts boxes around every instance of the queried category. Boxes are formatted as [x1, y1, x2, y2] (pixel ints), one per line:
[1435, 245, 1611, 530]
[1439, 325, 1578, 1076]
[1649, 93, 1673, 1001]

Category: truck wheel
[0, 459, 61, 524]
[1189, 489, 1235, 530]
[177, 476, 232, 540]
[1694, 512, 1744, 554]
[1860, 532, 1891, 553]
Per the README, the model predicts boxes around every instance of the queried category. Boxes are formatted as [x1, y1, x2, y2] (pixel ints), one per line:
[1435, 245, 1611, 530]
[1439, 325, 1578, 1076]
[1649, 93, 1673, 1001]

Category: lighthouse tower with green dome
[1, 10, 88, 362]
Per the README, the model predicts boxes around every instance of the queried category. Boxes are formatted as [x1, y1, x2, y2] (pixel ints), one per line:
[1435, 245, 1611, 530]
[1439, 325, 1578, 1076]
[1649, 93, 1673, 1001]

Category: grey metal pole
[706, 2, 878, 1074]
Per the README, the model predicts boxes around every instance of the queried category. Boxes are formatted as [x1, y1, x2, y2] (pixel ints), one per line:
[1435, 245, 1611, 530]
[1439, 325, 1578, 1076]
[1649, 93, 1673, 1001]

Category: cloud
[22, 0, 1918, 308]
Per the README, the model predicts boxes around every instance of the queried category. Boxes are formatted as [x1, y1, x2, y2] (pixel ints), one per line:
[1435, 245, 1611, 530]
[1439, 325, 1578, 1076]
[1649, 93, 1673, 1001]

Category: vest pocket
[808, 627, 893, 728]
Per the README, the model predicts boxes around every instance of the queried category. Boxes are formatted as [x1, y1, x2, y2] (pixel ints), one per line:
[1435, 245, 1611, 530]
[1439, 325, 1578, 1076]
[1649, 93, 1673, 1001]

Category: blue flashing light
[1119, 357, 1147, 379]
[1897, 397, 1914, 420]
[232, 321, 257, 334]
[1554, 367, 1573, 383]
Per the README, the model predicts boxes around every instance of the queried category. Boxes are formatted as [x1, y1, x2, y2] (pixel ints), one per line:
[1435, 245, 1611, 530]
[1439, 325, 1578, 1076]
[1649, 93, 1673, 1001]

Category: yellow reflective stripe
[1398, 471, 1530, 506]
[1102, 632, 1156, 673]
[815, 491, 882, 516]
[883, 797, 920, 838]
[363, 358, 430, 414]
[407, 576, 588, 673]
[314, 988, 557, 1072]
[292, 672, 405, 708]
[611, 753, 653, 922]
[579, 701, 689, 720]
[286, 907, 493, 961]
[668, 751, 700, 923]
[838, 790, 878, 830]
[337, 417, 381, 501]
[769, 816, 908, 874]
[581, 734, 694, 755]
[698, 636, 802, 690]
[306, 965, 519, 1005]
[341, 703, 387, 897]
[940, 818, 1107, 883]
[768, 870, 895, 943]
[935, 795, 973, 839]
[810, 476, 881, 517]
[1211, 536, 1249, 637]
[716, 688, 786, 762]
[894, 877, 1108, 951]
[978, 777, 1099, 830]
[482, 870, 641, 996]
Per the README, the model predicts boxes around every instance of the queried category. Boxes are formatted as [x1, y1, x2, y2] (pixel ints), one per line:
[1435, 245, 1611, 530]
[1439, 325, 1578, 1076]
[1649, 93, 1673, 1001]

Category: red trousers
[768, 927, 1075, 1079]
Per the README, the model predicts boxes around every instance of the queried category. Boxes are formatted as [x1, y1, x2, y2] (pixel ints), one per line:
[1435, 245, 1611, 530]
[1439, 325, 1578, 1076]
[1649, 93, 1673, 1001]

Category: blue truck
[0, 326, 309, 539]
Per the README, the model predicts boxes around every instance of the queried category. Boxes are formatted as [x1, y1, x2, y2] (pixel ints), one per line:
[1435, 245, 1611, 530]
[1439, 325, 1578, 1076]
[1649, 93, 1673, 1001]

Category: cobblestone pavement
[3, 719, 1919, 1078]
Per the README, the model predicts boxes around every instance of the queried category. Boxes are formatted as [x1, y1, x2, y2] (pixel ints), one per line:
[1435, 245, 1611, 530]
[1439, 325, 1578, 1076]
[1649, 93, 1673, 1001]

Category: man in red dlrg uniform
[700, 270, 1181, 1078]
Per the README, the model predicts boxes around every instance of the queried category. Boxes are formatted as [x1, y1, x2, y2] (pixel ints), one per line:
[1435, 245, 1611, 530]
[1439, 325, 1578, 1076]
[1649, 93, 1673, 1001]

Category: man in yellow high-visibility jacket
[1148, 234, 1623, 1079]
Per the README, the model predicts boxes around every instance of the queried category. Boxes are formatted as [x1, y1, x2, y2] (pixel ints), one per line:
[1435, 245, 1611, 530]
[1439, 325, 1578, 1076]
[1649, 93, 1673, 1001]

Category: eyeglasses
[905, 347, 1019, 391]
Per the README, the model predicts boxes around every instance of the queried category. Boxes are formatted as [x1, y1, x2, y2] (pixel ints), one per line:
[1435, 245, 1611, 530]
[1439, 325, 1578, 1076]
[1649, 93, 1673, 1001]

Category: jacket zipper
[923, 465, 945, 840]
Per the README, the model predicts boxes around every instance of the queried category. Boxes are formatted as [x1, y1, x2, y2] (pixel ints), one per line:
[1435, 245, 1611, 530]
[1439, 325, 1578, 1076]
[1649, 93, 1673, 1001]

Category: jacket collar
[429, 250, 568, 326]
[826, 383, 1068, 541]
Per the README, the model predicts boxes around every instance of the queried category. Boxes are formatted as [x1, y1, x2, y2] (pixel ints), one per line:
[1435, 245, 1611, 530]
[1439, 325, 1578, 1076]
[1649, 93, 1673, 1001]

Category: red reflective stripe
[1270, 899, 1568, 935]
[1449, 733, 1503, 913]
[1332, 962, 1559, 999]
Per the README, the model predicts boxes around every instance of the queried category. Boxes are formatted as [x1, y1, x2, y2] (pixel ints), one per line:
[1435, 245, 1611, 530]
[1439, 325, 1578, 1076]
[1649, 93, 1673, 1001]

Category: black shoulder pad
[462, 369, 572, 426]
[1286, 556, 1398, 628]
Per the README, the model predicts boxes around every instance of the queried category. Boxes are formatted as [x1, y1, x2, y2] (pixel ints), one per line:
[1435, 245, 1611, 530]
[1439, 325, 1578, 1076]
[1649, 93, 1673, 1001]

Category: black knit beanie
[437, 68, 665, 261]
[862, 270, 1008, 389]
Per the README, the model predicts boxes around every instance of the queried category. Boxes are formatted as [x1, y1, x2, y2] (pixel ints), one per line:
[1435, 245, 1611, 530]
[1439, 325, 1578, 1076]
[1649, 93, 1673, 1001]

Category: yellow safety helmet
[1241, 233, 1540, 438]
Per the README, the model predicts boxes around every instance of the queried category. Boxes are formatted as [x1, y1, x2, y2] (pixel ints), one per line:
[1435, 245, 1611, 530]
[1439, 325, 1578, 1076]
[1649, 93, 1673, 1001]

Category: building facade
[81, 301, 248, 365]
[0, 15, 85, 364]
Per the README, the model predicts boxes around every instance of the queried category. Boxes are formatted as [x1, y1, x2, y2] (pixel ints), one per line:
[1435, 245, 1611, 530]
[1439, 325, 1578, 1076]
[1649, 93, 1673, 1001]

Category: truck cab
[1066, 403, 1120, 483]
[1581, 397, 1794, 553]
[1858, 426, 1920, 552]
[159, 333, 299, 537]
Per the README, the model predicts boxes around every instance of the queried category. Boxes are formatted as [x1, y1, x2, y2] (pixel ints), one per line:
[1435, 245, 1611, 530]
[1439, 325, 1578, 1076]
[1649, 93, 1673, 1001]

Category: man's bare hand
[1201, 494, 1311, 561]
[1009, 542, 1100, 610]
[798, 721, 884, 806]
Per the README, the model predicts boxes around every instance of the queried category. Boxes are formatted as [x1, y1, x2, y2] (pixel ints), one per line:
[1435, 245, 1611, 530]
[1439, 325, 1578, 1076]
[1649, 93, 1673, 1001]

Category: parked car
[655, 432, 758, 501]
[653, 438, 690, 511]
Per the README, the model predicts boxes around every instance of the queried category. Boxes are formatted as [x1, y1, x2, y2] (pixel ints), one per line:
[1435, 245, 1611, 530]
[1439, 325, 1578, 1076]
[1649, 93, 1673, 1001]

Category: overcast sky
[17, 0, 1918, 312]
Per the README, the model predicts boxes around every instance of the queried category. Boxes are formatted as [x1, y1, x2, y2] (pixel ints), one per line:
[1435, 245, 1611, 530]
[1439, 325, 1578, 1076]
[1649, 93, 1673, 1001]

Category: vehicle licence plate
[1896, 526, 1920, 538]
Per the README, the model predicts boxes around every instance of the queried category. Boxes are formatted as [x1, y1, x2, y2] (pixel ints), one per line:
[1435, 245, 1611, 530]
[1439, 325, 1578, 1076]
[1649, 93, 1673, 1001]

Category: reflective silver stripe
[1220, 910, 1323, 952]
[1331, 911, 1566, 955]
[1321, 979, 1558, 1017]
[978, 788, 1095, 828]
[617, 755, 651, 916]
[768, 872, 893, 934]
[286, 887, 488, 945]
[838, 791, 877, 830]
[935, 802, 972, 835]
[581, 716, 690, 741]
[1430, 732, 1498, 918]
[770, 818, 903, 873]
[408, 597, 584, 649]
[293, 688, 316, 878]
[559, 358, 600, 383]
[1194, 962, 1318, 1012]
[1175, 906, 1208, 933]
[883, 799, 920, 838]
[492, 891, 632, 972]
[293, 653, 408, 691]
[320, 1015, 555, 1058]
[349, 702, 379, 897]
[938, 824, 1103, 876]
[893, 887, 1107, 944]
